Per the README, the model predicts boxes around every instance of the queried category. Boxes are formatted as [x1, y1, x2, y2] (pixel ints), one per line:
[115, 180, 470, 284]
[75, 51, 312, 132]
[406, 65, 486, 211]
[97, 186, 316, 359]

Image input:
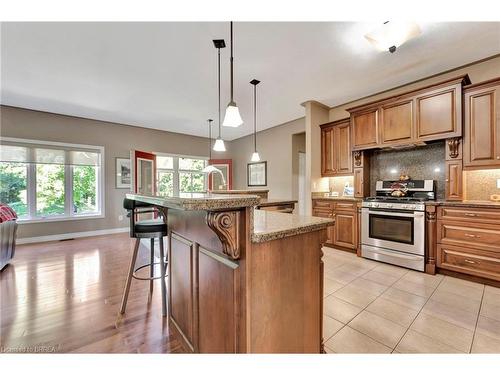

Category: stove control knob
[372, 203, 379, 208]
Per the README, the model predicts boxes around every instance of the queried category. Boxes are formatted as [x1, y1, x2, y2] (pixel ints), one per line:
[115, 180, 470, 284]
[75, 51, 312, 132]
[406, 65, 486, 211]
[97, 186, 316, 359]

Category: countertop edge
[251, 220, 333, 244]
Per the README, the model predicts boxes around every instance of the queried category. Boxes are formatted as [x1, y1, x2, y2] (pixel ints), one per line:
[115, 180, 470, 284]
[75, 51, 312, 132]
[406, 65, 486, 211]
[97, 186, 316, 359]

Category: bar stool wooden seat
[120, 198, 168, 317]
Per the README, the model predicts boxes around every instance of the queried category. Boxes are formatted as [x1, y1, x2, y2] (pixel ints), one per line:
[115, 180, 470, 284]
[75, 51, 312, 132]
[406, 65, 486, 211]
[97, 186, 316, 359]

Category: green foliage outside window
[0, 162, 28, 217]
[180, 172, 205, 193]
[73, 165, 97, 213]
[158, 172, 173, 197]
[36, 164, 65, 216]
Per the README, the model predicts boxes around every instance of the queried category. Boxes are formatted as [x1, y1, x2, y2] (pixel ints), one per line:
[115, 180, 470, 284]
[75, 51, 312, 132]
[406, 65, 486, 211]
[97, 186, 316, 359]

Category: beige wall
[0, 105, 230, 239]
[227, 117, 305, 199]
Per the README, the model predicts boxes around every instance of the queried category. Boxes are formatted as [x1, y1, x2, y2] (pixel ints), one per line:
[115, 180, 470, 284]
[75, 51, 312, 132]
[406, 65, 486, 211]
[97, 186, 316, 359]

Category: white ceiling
[1, 22, 500, 140]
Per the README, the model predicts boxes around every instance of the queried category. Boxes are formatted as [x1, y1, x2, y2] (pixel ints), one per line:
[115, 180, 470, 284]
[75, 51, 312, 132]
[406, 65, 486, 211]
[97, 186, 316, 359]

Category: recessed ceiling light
[365, 21, 421, 53]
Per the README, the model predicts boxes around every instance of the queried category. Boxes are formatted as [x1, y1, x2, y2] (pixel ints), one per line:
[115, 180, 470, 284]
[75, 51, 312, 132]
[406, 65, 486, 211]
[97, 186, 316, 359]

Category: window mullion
[27, 154, 36, 219]
[173, 157, 180, 195]
[65, 160, 73, 217]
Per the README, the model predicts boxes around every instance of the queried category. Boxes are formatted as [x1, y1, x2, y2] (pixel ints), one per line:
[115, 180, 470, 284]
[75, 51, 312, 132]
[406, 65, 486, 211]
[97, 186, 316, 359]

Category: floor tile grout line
[469, 283, 486, 353]
[390, 273, 446, 353]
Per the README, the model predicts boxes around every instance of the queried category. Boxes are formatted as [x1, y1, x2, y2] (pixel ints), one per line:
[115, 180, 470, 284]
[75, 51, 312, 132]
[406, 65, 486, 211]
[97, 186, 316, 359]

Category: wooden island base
[127, 193, 332, 353]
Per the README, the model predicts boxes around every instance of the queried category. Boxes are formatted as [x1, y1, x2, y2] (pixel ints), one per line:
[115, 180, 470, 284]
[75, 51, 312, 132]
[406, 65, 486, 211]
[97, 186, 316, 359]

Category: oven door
[361, 208, 425, 256]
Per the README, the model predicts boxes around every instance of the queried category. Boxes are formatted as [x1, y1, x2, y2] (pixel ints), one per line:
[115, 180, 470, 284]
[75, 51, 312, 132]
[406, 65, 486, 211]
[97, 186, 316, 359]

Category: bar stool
[120, 198, 168, 317]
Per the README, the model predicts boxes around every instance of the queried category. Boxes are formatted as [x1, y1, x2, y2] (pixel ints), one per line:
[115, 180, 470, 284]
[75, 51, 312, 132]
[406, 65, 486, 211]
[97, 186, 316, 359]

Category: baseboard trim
[17, 227, 129, 244]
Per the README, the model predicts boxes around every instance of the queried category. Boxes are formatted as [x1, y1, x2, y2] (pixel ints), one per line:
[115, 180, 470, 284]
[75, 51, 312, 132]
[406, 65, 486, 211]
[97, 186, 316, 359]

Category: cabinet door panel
[336, 123, 353, 174]
[445, 160, 462, 201]
[381, 100, 413, 144]
[321, 126, 335, 176]
[352, 109, 379, 149]
[312, 209, 334, 244]
[464, 85, 500, 167]
[416, 87, 460, 140]
[333, 212, 356, 249]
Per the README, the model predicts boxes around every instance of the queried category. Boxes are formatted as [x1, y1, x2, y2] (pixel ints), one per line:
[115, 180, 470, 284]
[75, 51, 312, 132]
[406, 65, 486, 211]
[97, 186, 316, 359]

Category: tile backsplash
[369, 142, 446, 199]
[464, 169, 500, 200]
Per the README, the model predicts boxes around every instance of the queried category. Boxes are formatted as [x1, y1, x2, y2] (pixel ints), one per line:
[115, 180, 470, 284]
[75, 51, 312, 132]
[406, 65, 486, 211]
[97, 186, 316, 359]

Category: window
[0, 138, 104, 222]
[156, 155, 207, 196]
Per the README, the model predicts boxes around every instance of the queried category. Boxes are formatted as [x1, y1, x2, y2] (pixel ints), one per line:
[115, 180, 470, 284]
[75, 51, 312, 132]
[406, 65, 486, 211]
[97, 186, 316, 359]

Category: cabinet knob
[497, 156, 500, 160]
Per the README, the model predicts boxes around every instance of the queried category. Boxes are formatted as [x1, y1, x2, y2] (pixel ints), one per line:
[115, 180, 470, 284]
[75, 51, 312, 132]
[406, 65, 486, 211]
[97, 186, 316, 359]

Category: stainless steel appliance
[361, 180, 435, 271]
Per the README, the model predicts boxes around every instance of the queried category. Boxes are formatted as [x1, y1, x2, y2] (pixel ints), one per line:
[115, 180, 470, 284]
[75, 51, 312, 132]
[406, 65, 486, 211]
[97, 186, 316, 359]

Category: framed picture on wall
[247, 161, 267, 187]
[116, 157, 131, 189]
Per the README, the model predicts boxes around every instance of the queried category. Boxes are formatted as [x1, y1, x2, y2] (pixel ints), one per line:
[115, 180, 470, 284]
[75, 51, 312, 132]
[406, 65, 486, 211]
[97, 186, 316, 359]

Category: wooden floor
[0, 233, 188, 353]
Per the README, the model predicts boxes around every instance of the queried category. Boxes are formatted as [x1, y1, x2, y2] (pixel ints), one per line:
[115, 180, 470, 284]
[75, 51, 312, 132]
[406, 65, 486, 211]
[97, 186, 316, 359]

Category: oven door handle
[364, 209, 424, 218]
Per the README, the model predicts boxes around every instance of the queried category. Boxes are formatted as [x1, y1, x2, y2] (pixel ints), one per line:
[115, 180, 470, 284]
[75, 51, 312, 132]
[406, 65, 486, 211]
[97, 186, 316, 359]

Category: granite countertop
[257, 198, 298, 207]
[252, 210, 334, 243]
[215, 189, 269, 194]
[126, 193, 260, 211]
[427, 200, 500, 208]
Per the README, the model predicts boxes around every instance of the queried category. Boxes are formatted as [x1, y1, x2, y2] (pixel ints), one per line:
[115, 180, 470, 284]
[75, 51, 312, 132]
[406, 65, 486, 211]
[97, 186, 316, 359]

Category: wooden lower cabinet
[312, 199, 358, 251]
[436, 205, 500, 283]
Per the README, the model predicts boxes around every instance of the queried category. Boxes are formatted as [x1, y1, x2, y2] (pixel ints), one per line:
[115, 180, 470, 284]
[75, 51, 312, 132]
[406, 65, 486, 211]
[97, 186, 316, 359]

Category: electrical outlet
[118, 215, 124, 221]
[497, 179, 500, 189]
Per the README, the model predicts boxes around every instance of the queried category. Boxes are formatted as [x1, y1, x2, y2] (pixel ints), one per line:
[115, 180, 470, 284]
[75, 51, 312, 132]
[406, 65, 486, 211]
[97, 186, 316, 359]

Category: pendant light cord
[254, 84, 257, 152]
[218, 47, 222, 138]
[208, 119, 212, 160]
[230, 21, 234, 102]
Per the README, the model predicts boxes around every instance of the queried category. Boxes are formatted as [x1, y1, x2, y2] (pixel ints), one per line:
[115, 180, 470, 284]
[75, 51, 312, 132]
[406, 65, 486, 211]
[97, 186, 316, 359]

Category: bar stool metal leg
[149, 238, 154, 302]
[158, 237, 167, 317]
[120, 238, 141, 314]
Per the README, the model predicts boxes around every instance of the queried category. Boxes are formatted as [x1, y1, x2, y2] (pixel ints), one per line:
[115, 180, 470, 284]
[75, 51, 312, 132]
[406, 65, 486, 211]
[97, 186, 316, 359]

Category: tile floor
[322, 247, 500, 353]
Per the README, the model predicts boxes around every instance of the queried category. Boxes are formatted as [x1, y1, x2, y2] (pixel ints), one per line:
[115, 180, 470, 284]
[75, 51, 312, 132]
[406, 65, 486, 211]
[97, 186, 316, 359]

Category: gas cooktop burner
[364, 196, 429, 203]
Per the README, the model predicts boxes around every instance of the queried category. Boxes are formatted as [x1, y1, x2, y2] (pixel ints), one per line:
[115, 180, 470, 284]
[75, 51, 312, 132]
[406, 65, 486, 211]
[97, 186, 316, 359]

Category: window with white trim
[156, 155, 207, 196]
[0, 138, 104, 222]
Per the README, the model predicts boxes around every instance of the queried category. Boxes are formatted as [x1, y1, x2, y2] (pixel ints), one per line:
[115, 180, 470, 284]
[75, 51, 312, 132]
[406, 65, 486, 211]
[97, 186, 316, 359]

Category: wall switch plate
[497, 179, 500, 189]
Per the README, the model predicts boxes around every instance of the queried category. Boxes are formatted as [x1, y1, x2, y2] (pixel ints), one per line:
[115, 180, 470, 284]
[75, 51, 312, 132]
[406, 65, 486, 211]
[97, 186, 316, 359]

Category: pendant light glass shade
[222, 103, 243, 127]
[251, 152, 260, 162]
[213, 138, 226, 152]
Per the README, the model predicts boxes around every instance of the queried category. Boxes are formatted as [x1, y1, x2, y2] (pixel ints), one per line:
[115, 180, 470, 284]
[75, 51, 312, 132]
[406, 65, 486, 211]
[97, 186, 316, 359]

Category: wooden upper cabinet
[463, 78, 500, 168]
[335, 122, 352, 173]
[320, 118, 352, 177]
[352, 109, 379, 150]
[321, 126, 336, 175]
[380, 100, 414, 144]
[347, 75, 469, 150]
[416, 84, 462, 141]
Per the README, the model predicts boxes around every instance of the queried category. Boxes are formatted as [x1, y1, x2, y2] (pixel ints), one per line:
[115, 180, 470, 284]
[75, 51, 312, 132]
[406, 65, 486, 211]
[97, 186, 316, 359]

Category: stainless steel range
[361, 180, 435, 272]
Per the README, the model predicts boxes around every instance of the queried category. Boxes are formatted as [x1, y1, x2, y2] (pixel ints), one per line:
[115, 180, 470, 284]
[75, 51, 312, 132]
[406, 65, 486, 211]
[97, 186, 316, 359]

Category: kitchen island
[126, 193, 333, 353]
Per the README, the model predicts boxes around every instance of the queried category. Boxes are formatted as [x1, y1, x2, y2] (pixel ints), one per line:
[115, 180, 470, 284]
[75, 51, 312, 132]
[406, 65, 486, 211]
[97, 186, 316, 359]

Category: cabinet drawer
[313, 200, 335, 210]
[437, 221, 500, 253]
[312, 208, 334, 218]
[334, 202, 357, 211]
[438, 206, 500, 224]
[437, 244, 500, 282]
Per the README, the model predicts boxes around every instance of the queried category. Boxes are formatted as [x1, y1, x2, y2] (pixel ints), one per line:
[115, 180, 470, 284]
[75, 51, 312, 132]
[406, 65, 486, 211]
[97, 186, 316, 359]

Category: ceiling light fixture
[364, 21, 421, 53]
[222, 21, 243, 127]
[213, 39, 227, 152]
[250, 79, 261, 162]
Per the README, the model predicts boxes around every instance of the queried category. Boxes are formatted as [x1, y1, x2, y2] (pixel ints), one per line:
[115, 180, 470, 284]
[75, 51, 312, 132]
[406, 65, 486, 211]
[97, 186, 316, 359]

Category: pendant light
[202, 119, 220, 174]
[250, 79, 261, 162]
[213, 39, 226, 152]
[222, 21, 243, 127]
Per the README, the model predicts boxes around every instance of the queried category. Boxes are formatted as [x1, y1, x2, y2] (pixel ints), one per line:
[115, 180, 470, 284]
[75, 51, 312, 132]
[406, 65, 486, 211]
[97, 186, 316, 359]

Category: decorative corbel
[206, 211, 240, 260]
[447, 138, 460, 159]
[353, 151, 362, 167]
